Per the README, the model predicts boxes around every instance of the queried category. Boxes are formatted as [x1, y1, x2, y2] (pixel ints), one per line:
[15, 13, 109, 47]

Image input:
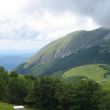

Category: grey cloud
[31, 0, 110, 28]
[0, 27, 38, 40]
[71, 0, 110, 28]
[14, 27, 39, 40]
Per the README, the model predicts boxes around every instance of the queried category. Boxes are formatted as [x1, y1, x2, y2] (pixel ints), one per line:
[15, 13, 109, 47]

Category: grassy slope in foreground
[0, 102, 34, 110]
[62, 64, 107, 82]
[0, 102, 13, 110]
[62, 64, 110, 90]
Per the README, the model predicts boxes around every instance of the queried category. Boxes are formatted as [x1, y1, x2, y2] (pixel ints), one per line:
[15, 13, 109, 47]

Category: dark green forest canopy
[0, 67, 110, 110]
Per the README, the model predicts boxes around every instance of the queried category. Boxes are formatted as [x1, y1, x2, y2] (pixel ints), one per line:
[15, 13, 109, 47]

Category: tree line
[0, 66, 110, 110]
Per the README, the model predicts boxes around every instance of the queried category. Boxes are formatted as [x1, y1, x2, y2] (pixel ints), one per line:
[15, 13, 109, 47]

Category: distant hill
[15, 28, 110, 76]
[0, 54, 31, 71]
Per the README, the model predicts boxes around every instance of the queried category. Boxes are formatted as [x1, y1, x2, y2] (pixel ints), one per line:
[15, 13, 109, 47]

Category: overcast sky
[1, 0, 109, 53]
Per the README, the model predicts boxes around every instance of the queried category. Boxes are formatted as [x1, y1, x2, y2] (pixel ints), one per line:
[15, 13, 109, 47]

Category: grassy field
[0, 102, 34, 110]
[62, 64, 107, 82]
[62, 64, 110, 90]
[0, 102, 13, 110]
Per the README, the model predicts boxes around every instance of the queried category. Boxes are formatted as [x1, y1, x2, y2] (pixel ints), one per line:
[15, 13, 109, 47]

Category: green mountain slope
[62, 64, 110, 90]
[62, 64, 106, 81]
[15, 28, 110, 76]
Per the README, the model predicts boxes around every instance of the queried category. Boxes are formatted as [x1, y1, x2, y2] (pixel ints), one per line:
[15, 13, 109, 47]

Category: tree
[7, 77, 28, 104]
[10, 71, 19, 78]
[100, 91, 110, 110]
[71, 80, 102, 110]
[27, 77, 64, 110]
[0, 66, 9, 101]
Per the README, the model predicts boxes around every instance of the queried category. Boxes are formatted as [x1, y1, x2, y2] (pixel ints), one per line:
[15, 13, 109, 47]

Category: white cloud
[0, 0, 99, 52]
[0, 39, 47, 51]
[0, 0, 27, 17]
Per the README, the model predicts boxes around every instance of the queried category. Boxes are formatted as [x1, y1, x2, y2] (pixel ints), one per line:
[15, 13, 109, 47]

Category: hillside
[15, 28, 110, 76]
[61, 64, 110, 90]
[62, 64, 106, 81]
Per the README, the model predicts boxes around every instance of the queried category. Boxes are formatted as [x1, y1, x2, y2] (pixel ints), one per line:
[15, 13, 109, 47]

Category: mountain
[15, 27, 110, 76]
[0, 54, 31, 71]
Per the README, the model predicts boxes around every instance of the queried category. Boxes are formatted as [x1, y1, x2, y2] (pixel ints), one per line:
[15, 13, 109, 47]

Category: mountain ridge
[15, 27, 110, 76]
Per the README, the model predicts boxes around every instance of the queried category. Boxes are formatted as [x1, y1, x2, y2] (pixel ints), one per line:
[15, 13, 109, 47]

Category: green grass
[0, 102, 35, 110]
[62, 64, 110, 90]
[0, 102, 13, 110]
[62, 64, 107, 82]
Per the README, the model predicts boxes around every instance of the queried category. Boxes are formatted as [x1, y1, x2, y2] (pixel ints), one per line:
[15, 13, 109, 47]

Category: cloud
[0, 0, 101, 52]
[66, 0, 110, 28]
[0, 0, 28, 17]
[30, 0, 110, 28]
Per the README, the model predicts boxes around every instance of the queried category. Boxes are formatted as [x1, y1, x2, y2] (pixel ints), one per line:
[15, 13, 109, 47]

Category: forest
[0, 66, 110, 110]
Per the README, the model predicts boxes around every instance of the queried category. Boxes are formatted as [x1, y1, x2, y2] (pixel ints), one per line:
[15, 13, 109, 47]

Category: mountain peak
[15, 28, 110, 76]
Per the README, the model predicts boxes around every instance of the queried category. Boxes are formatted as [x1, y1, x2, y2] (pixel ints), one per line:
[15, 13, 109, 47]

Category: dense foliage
[1, 66, 110, 110]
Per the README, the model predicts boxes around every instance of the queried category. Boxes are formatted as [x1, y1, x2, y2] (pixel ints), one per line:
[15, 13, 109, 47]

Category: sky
[1, 0, 110, 53]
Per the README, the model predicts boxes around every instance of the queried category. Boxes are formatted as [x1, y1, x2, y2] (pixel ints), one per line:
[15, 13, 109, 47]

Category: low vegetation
[0, 102, 33, 110]
[0, 102, 13, 110]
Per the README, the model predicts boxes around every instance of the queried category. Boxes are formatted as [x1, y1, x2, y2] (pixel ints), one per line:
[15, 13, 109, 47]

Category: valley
[0, 0, 110, 109]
